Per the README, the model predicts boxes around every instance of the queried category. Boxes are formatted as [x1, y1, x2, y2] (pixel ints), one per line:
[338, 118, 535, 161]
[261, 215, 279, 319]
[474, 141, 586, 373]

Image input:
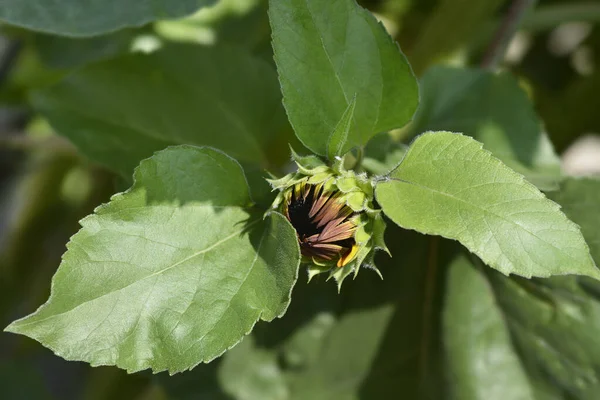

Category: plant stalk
[481, 0, 538, 69]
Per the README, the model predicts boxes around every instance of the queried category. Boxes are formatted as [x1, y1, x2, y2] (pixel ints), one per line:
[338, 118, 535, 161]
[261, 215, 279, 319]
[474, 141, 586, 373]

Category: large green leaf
[0, 0, 216, 37]
[436, 178, 600, 399]
[269, 0, 418, 157]
[412, 67, 561, 191]
[375, 131, 598, 279]
[5, 146, 301, 374]
[442, 179, 600, 399]
[32, 44, 289, 177]
[445, 254, 600, 399]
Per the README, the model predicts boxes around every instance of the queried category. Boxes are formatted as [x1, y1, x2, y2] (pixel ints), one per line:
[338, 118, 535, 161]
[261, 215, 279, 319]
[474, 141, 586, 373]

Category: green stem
[481, 0, 538, 69]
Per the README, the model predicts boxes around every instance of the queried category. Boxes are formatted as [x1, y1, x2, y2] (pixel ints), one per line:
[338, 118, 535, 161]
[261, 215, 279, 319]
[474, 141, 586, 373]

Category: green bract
[268, 150, 389, 289]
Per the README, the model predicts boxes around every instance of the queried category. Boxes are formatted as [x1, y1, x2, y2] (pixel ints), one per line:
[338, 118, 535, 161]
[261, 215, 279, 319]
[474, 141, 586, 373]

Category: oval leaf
[327, 95, 357, 160]
[269, 0, 418, 156]
[33, 44, 288, 176]
[375, 131, 599, 279]
[5, 146, 301, 374]
[0, 0, 216, 37]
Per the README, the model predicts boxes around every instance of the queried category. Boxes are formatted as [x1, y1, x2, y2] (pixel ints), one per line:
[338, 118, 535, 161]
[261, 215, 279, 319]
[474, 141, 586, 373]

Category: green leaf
[375, 131, 599, 279]
[269, 0, 418, 156]
[0, 0, 216, 37]
[445, 254, 600, 399]
[444, 255, 534, 400]
[32, 44, 289, 177]
[219, 335, 288, 400]
[5, 146, 301, 374]
[445, 178, 600, 399]
[412, 67, 561, 191]
[327, 95, 357, 160]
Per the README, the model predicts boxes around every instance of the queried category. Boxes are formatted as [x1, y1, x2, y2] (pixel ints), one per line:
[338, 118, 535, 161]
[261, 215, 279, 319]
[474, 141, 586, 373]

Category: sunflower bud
[267, 150, 389, 289]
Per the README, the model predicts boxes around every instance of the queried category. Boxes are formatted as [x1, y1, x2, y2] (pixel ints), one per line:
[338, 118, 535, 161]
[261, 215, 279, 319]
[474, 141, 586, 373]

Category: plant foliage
[1, 0, 600, 398]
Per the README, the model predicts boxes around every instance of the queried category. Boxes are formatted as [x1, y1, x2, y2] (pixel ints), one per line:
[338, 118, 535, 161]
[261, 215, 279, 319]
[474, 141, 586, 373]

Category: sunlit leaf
[269, 0, 418, 156]
[376, 131, 598, 279]
[5, 146, 301, 373]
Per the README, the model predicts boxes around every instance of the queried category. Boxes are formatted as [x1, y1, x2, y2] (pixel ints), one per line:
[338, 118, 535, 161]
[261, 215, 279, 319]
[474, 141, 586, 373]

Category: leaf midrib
[177, 223, 269, 358]
[384, 177, 583, 267]
[303, 0, 349, 105]
[10, 218, 261, 329]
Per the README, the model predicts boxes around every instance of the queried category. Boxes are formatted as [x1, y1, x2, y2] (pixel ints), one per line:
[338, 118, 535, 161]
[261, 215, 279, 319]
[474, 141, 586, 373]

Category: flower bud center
[283, 183, 357, 264]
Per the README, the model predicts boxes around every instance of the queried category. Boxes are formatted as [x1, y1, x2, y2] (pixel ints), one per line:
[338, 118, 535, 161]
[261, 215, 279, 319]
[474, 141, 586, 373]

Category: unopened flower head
[283, 181, 358, 266]
[267, 150, 389, 288]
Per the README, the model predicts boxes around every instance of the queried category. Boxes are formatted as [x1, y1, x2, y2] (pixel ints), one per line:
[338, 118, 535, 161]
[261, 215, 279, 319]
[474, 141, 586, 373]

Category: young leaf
[375, 131, 599, 279]
[327, 95, 357, 160]
[412, 66, 561, 191]
[0, 0, 216, 37]
[33, 44, 289, 177]
[4, 146, 300, 374]
[269, 0, 418, 156]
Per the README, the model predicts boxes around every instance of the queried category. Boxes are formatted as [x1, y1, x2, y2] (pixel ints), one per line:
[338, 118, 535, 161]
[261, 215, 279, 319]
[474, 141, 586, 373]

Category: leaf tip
[3, 323, 17, 334]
